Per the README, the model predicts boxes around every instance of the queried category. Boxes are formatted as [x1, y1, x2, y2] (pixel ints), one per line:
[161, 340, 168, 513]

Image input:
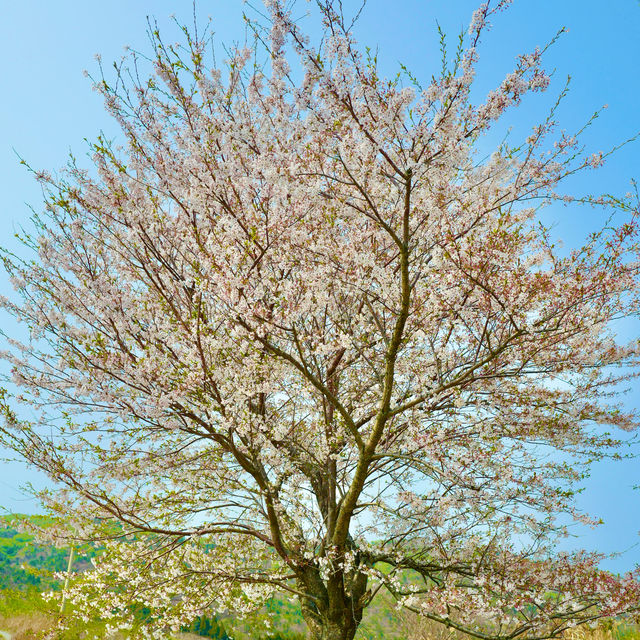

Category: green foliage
[0, 588, 108, 639]
[0, 586, 45, 617]
[256, 633, 307, 640]
[0, 514, 95, 591]
[225, 593, 307, 640]
[617, 625, 640, 640]
[182, 600, 307, 640]
[263, 594, 305, 631]
[184, 614, 232, 639]
[0, 515, 68, 590]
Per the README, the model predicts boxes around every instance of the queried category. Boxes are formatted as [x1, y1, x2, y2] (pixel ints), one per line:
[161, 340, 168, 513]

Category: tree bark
[297, 566, 366, 640]
[300, 604, 362, 640]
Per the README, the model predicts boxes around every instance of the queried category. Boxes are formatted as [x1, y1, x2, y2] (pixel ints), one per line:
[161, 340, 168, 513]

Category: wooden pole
[59, 545, 75, 615]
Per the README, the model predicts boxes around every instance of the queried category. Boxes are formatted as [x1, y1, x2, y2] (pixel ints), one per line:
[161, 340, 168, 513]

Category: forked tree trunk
[298, 569, 366, 640]
[301, 604, 362, 640]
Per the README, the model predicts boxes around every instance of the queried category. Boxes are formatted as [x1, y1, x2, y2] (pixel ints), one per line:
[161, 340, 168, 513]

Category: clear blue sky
[0, 1, 639, 571]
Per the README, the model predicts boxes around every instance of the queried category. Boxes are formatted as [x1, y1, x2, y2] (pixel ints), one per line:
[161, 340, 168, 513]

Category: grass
[0, 589, 120, 639]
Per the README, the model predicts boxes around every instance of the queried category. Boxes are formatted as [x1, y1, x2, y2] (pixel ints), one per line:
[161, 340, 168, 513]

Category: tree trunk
[297, 550, 368, 640]
[299, 581, 364, 640]
[301, 608, 361, 640]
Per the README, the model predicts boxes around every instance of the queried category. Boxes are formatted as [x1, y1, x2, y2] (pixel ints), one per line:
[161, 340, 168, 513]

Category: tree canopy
[1, 1, 640, 639]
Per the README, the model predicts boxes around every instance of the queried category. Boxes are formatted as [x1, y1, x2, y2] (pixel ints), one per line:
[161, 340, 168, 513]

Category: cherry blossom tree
[2, 1, 640, 639]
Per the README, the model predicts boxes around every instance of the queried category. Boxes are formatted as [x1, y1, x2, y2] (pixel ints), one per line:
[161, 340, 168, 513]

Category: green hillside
[0, 515, 71, 590]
